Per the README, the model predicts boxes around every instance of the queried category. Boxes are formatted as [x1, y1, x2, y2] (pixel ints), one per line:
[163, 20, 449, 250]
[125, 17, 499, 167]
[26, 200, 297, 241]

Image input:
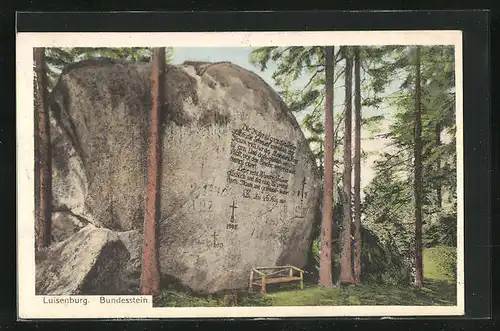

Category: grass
[423, 246, 457, 281]
[155, 247, 457, 307]
[264, 279, 456, 306]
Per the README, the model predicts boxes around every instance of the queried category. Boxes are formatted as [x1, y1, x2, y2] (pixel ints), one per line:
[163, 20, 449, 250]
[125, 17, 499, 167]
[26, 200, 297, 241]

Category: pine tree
[338, 48, 356, 285]
[413, 46, 424, 289]
[248, 46, 395, 282]
[361, 46, 456, 283]
[34, 47, 52, 250]
[319, 46, 335, 287]
[353, 46, 362, 283]
[140, 47, 165, 296]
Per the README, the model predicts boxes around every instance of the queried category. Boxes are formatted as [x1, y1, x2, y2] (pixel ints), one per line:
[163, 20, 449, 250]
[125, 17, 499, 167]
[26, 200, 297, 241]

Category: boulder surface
[36, 225, 132, 295]
[46, 58, 321, 293]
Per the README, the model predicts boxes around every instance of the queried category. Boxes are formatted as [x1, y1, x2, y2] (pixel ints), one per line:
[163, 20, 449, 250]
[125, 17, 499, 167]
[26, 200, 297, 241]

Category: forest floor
[154, 248, 457, 307]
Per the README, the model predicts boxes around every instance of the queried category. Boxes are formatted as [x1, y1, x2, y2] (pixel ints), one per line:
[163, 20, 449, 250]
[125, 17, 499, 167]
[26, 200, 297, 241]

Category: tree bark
[353, 46, 362, 283]
[34, 48, 52, 251]
[319, 46, 335, 287]
[140, 48, 165, 296]
[414, 46, 424, 289]
[319, 141, 324, 178]
[338, 48, 356, 285]
[435, 122, 442, 208]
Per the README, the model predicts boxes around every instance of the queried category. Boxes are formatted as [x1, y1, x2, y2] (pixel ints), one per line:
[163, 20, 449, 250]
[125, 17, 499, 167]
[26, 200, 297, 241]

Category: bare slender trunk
[319, 141, 324, 178]
[319, 46, 335, 287]
[414, 46, 424, 289]
[435, 122, 442, 208]
[338, 49, 355, 285]
[140, 48, 165, 296]
[353, 46, 362, 283]
[34, 48, 52, 250]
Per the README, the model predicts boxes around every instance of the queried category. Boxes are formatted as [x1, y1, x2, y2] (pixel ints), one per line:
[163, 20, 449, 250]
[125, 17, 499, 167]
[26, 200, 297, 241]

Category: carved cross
[212, 231, 218, 246]
[229, 200, 238, 223]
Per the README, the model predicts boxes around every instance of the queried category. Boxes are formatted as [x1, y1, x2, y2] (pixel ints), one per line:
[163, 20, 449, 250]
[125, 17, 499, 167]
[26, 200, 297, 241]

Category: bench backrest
[251, 265, 304, 279]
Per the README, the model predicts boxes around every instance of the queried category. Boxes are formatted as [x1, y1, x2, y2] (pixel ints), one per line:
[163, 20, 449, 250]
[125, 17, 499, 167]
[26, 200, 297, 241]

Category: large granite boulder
[47, 58, 321, 293]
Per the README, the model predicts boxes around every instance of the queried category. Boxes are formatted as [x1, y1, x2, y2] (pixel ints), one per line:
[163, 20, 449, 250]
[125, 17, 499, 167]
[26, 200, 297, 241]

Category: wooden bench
[249, 265, 304, 295]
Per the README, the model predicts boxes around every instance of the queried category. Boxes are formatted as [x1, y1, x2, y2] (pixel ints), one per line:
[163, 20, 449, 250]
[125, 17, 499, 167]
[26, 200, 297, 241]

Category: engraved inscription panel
[226, 125, 299, 203]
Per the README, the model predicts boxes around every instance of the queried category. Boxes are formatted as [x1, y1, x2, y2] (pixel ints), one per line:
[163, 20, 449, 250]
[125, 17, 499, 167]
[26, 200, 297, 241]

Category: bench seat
[249, 265, 304, 295]
[263, 276, 301, 284]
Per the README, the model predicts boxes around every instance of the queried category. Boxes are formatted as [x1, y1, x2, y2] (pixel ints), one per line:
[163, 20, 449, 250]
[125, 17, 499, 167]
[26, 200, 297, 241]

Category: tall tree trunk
[319, 141, 324, 178]
[353, 46, 362, 283]
[338, 48, 355, 285]
[34, 48, 52, 251]
[319, 46, 335, 287]
[140, 48, 165, 296]
[414, 46, 424, 289]
[435, 122, 442, 208]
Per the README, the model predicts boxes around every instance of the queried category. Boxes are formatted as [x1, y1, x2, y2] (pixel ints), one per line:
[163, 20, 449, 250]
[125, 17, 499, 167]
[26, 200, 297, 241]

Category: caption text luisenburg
[41, 296, 150, 306]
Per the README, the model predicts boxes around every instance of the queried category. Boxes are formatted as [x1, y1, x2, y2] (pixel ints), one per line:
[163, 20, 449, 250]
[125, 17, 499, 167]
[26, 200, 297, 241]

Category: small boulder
[36, 225, 131, 295]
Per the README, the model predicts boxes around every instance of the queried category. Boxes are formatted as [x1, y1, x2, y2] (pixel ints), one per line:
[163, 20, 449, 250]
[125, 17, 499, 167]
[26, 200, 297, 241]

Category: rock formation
[36, 225, 131, 295]
[36, 58, 321, 295]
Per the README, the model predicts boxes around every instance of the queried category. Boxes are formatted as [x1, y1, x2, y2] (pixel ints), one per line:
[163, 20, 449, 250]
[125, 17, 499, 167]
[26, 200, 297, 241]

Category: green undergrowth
[154, 280, 456, 307]
[423, 246, 457, 281]
[263, 279, 456, 306]
[154, 247, 457, 307]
